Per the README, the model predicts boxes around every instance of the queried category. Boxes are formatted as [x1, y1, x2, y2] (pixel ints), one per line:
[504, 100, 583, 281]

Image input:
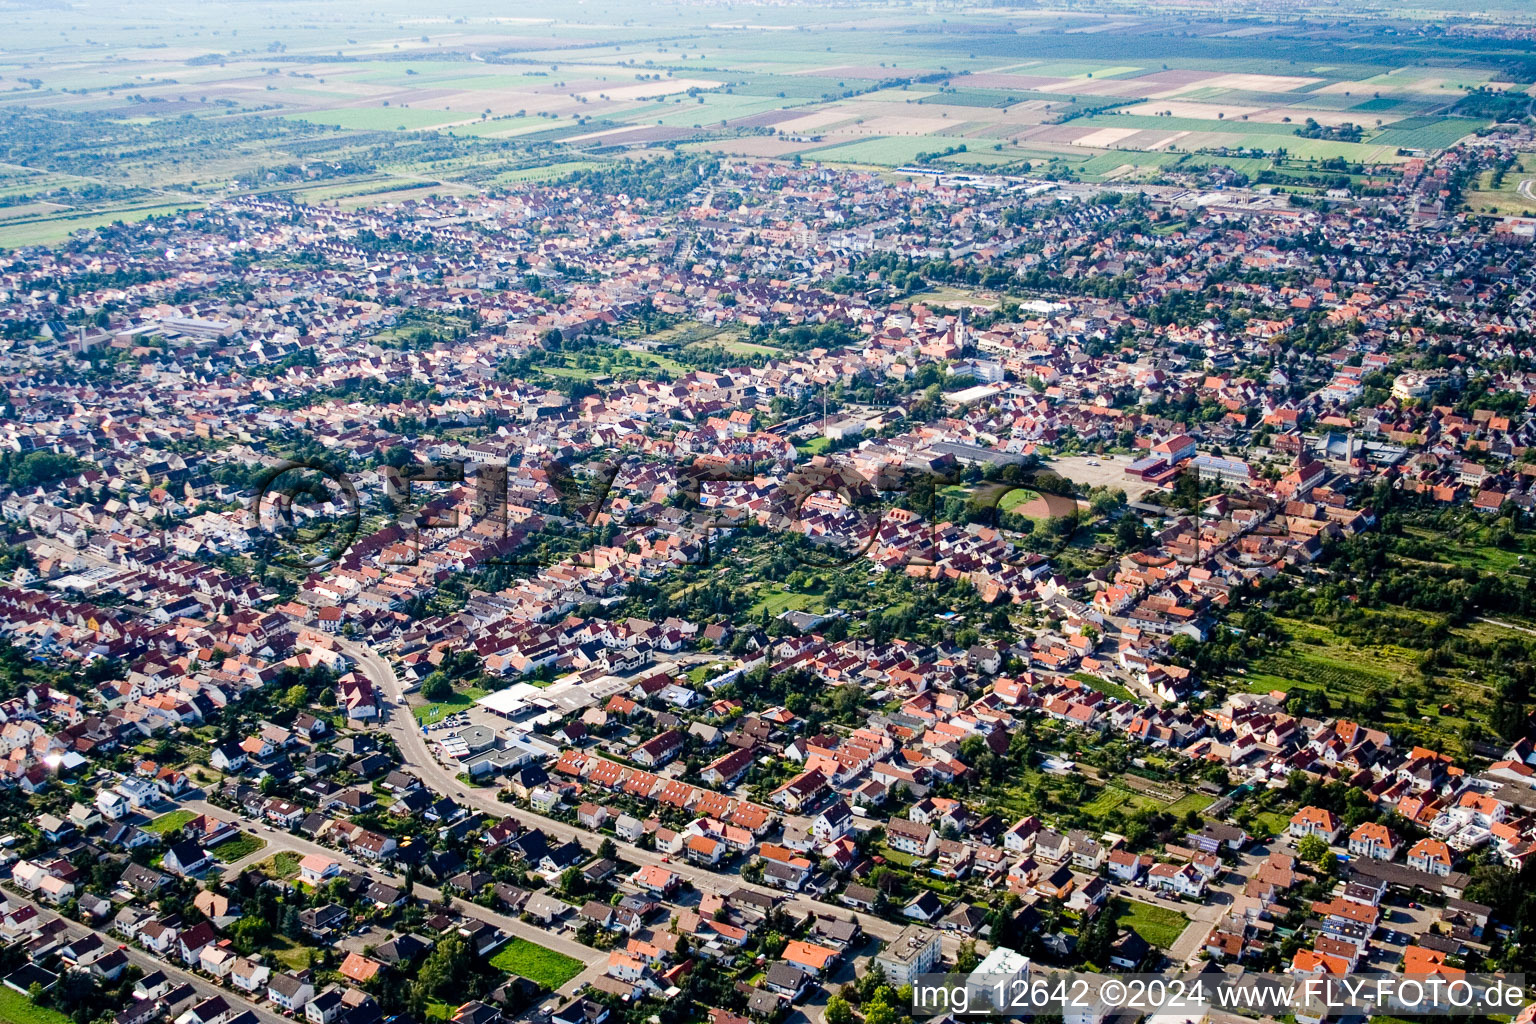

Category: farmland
[0, 0, 1531, 246]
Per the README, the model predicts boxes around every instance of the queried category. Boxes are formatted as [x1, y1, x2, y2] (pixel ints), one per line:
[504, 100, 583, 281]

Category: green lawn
[0, 987, 73, 1024]
[1113, 899, 1190, 949]
[876, 843, 924, 868]
[1252, 810, 1292, 837]
[269, 936, 316, 972]
[998, 487, 1043, 513]
[413, 686, 489, 725]
[687, 663, 725, 684]
[795, 436, 832, 456]
[259, 851, 302, 879]
[745, 586, 824, 618]
[1080, 785, 1163, 820]
[1070, 672, 1136, 703]
[212, 832, 267, 861]
[709, 338, 782, 357]
[488, 938, 586, 989]
[143, 810, 195, 834]
[1165, 793, 1216, 818]
[906, 285, 1001, 309]
[0, 202, 205, 250]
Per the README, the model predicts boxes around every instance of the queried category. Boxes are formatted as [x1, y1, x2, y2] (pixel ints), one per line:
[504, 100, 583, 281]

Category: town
[3, 7, 1536, 1024]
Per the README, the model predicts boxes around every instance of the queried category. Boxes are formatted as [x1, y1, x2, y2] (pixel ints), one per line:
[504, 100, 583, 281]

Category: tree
[825, 996, 854, 1024]
[228, 915, 271, 955]
[955, 938, 980, 972]
[1296, 833, 1331, 865]
[864, 991, 898, 1024]
[412, 933, 470, 1009]
[422, 673, 453, 702]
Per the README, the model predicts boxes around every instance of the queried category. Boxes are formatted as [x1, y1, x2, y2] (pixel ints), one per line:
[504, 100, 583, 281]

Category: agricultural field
[1465, 153, 1536, 216]
[1, 1, 1530, 245]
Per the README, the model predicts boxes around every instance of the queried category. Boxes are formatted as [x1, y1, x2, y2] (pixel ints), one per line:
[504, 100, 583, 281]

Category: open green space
[1071, 672, 1137, 703]
[212, 832, 268, 861]
[0, 988, 73, 1024]
[1113, 899, 1190, 949]
[0, 202, 204, 250]
[488, 938, 586, 989]
[259, 851, 303, 879]
[795, 436, 832, 457]
[144, 809, 196, 834]
[414, 686, 490, 725]
[745, 585, 825, 618]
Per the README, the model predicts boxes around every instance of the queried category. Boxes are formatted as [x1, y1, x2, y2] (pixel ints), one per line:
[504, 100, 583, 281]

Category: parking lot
[1050, 453, 1159, 500]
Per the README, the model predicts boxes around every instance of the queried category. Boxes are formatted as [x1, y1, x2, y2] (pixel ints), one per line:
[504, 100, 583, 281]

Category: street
[13, 896, 291, 1024]
[333, 638, 967, 956]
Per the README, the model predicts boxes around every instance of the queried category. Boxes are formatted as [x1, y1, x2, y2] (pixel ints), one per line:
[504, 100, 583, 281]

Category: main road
[333, 638, 964, 954]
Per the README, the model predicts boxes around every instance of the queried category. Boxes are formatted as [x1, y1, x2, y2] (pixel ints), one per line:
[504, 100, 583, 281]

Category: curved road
[333, 638, 1216, 965]
[333, 638, 959, 953]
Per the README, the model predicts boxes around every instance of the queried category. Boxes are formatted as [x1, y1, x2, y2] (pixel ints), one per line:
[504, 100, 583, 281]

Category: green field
[144, 810, 196, 834]
[906, 285, 1000, 309]
[1071, 672, 1137, 703]
[414, 686, 489, 725]
[999, 488, 1043, 513]
[259, 851, 303, 880]
[1465, 155, 1536, 216]
[287, 107, 468, 131]
[488, 938, 586, 989]
[1165, 793, 1217, 818]
[0, 988, 72, 1024]
[0, 203, 204, 250]
[212, 832, 268, 861]
[0, 1, 1522, 246]
[746, 585, 825, 618]
[1080, 785, 1164, 819]
[806, 136, 968, 166]
[1113, 899, 1190, 949]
